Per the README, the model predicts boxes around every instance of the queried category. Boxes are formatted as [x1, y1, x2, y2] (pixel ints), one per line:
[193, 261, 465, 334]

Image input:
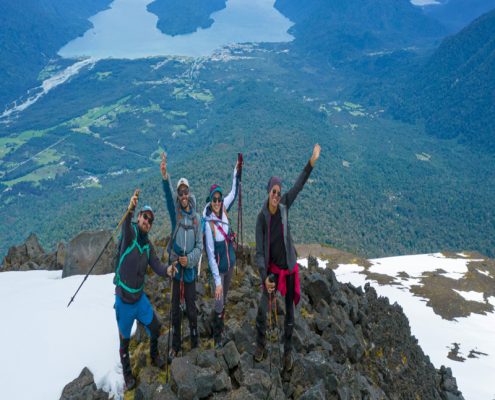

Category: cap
[139, 205, 154, 218]
[177, 177, 190, 190]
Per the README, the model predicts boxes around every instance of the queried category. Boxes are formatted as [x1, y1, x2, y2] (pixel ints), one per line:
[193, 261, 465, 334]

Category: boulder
[62, 230, 115, 278]
[59, 367, 109, 400]
[222, 340, 241, 370]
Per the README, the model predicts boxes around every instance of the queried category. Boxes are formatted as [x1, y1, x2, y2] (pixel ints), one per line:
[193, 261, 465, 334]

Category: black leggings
[171, 278, 197, 351]
[256, 273, 295, 352]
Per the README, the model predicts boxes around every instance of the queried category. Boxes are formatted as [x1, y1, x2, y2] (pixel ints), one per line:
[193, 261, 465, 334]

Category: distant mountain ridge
[0, 0, 112, 110]
[423, 0, 495, 33]
[393, 9, 495, 152]
[274, 0, 446, 60]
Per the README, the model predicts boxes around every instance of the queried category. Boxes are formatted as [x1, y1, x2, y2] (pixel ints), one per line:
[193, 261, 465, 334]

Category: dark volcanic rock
[2, 233, 62, 271]
[62, 230, 115, 278]
[56, 246, 465, 400]
[59, 367, 109, 400]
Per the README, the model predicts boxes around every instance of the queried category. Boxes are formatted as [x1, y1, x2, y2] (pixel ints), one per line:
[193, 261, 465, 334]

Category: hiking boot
[212, 312, 225, 349]
[283, 350, 294, 371]
[254, 344, 266, 362]
[120, 350, 136, 390]
[168, 348, 180, 364]
[151, 353, 166, 369]
[190, 327, 199, 349]
[150, 338, 166, 369]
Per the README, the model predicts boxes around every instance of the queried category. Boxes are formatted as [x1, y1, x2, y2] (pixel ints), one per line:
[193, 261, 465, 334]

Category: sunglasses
[212, 196, 223, 204]
[271, 189, 281, 198]
[142, 213, 154, 224]
[178, 188, 189, 197]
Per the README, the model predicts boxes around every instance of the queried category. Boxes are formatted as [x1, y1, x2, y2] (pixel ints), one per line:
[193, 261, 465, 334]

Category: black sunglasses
[271, 189, 281, 198]
[142, 213, 154, 224]
[178, 188, 189, 197]
[212, 196, 223, 204]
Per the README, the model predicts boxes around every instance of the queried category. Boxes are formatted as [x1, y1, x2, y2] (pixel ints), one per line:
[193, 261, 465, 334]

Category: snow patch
[336, 255, 495, 400]
[0, 270, 127, 400]
[453, 290, 485, 303]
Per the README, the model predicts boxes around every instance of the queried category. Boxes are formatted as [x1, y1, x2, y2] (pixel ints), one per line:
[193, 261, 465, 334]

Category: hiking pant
[115, 293, 155, 339]
[171, 278, 198, 351]
[256, 273, 295, 353]
[214, 266, 234, 314]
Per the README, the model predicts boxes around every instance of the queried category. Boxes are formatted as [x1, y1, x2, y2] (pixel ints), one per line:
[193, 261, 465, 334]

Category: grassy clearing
[3, 164, 68, 187]
[34, 149, 62, 166]
[0, 130, 46, 159]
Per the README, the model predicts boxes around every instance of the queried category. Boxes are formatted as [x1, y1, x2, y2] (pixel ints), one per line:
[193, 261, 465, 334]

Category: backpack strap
[115, 224, 150, 293]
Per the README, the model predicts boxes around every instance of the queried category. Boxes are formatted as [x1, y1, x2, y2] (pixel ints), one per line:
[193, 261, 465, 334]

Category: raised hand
[310, 144, 321, 167]
[160, 152, 168, 180]
[129, 189, 140, 211]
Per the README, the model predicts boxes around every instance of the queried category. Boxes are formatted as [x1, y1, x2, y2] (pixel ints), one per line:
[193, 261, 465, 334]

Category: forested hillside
[0, 0, 111, 109]
[147, 0, 226, 36]
[274, 0, 445, 60]
[392, 9, 495, 152]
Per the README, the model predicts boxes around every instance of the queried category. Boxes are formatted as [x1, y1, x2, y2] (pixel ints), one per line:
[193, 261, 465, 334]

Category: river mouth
[58, 0, 293, 60]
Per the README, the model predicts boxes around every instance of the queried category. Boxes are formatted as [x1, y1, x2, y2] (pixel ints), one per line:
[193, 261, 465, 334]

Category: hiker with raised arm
[203, 155, 242, 348]
[161, 153, 202, 360]
[114, 191, 168, 390]
[254, 144, 321, 371]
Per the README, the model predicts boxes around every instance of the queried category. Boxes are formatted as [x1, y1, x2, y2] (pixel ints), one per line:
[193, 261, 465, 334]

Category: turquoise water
[59, 0, 293, 59]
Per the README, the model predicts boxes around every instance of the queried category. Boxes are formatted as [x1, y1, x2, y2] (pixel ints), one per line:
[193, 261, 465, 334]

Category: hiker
[114, 192, 168, 390]
[254, 144, 321, 371]
[160, 153, 202, 360]
[203, 157, 241, 348]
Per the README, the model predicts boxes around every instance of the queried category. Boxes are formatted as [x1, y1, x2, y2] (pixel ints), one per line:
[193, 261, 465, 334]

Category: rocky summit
[2, 232, 464, 399]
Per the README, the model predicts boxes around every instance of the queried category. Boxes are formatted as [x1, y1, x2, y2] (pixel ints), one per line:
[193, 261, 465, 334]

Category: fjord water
[59, 0, 293, 59]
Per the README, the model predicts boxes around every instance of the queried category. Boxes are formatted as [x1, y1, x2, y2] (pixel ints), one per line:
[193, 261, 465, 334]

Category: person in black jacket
[114, 191, 168, 390]
[254, 144, 321, 371]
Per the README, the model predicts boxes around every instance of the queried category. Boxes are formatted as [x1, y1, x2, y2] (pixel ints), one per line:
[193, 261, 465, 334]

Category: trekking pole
[67, 189, 140, 307]
[165, 266, 176, 383]
[273, 291, 282, 369]
[236, 153, 243, 272]
[268, 291, 273, 373]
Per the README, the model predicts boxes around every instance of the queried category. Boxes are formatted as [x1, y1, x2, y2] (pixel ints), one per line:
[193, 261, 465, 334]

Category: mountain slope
[393, 9, 495, 152]
[0, 0, 111, 109]
[424, 0, 495, 33]
[274, 0, 445, 60]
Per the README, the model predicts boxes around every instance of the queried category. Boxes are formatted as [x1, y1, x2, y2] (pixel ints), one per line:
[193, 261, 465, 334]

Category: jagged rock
[26, 233, 45, 258]
[213, 370, 232, 392]
[56, 242, 66, 269]
[222, 340, 241, 369]
[57, 243, 465, 400]
[59, 367, 109, 400]
[19, 260, 40, 271]
[307, 255, 319, 270]
[1, 233, 56, 271]
[291, 351, 339, 395]
[170, 356, 217, 399]
[241, 368, 272, 398]
[305, 272, 333, 305]
[299, 380, 326, 400]
[62, 230, 115, 278]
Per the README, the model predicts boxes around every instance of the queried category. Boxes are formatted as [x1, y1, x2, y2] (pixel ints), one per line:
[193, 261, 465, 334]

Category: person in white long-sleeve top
[203, 159, 241, 348]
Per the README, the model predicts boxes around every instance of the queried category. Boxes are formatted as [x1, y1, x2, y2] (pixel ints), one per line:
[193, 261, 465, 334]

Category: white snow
[0, 270, 125, 400]
[335, 254, 495, 400]
[453, 289, 485, 303]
